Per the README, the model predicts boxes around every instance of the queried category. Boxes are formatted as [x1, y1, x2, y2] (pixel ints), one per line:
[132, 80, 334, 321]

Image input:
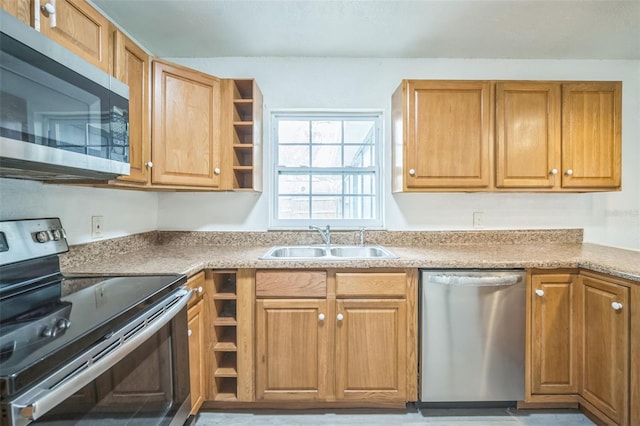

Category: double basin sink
[261, 245, 398, 260]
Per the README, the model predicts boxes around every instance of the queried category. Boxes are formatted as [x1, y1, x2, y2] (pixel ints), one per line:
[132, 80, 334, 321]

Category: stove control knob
[56, 318, 71, 331]
[34, 231, 49, 243]
[41, 326, 55, 338]
[51, 229, 62, 241]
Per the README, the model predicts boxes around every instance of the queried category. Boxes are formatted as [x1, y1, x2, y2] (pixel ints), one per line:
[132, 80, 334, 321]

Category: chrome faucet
[309, 225, 331, 246]
[358, 227, 366, 246]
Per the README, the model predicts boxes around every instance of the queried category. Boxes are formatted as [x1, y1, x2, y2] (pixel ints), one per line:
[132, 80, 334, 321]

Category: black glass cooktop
[0, 273, 186, 398]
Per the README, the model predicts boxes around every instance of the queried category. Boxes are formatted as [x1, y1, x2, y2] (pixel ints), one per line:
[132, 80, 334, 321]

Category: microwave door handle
[11, 287, 192, 423]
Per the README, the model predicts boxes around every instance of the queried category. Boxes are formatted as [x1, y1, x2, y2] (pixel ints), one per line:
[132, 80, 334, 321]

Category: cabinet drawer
[256, 270, 326, 298]
[336, 272, 406, 298]
[186, 271, 206, 307]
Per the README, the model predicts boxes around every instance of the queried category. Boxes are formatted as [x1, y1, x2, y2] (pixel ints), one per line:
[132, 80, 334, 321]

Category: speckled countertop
[59, 229, 640, 285]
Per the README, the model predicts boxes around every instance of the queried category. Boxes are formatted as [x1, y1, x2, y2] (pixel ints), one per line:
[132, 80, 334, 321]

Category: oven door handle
[11, 286, 192, 424]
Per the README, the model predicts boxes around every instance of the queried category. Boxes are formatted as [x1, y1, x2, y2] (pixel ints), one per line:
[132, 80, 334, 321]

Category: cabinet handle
[41, 2, 56, 15]
[337, 313, 344, 321]
[214, 167, 221, 175]
[197, 286, 203, 294]
[550, 169, 558, 175]
[408, 169, 416, 177]
[188, 329, 192, 337]
[318, 313, 325, 321]
[145, 161, 153, 168]
[565, 169, 573, 176]
[612, 302, 623, 311]
[535, 289, 544, 297]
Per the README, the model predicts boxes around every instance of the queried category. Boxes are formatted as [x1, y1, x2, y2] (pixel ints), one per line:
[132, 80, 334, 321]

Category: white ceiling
[91, 0, 640, 59]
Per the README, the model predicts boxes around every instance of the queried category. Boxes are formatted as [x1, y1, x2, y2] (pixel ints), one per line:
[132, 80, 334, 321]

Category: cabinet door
[188, 300, 205, 414]
[113, 30, 150, 184]
[579, 274, 629, 425]
[496, 82, 561, 188]
[37, 0, 110, 72]
[152, 60, 222, 187]
[530, 273, 577, 395]
[335, 299, 406, 401]
[255, 299, 329, 401]
[405, 80, 491, 189]
[561, 82, 622, 189]
[1, 0, 33, 25]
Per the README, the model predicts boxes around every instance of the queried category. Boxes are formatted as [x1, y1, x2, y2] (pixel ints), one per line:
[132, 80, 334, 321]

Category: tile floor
[192, 408, 595, 425]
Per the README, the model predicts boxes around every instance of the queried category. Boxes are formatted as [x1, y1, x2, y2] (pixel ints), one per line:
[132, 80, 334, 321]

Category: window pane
[343, 173, 375, 195]
[278, 196, 310, 219]
[311, 145, 342, 167]
[279, 145, 309, 167]
[279, 120, 309, 144]
[344, 196, 374, 220]
[279, 174, 310, 194]
[344, 121, 375, 144]
[311, 196, 341, 219]
[312, 174, 342, 195]
[344, 145, 374, 167]
[311, 121, 341, 144]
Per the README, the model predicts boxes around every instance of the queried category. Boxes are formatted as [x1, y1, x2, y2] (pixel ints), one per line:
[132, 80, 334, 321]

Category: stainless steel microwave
[0, 10, 130, 181]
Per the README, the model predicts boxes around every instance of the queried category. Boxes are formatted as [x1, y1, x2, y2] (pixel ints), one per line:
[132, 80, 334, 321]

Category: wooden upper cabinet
[529, 273, 578, 397]
[113, 30, 150, 184]
[496, 82, 561, 188]
[578, 273, 630, 425]
[1, 0, 33, 25]
[37, 0, 110, 72]
[561, 82, 622, 190]
[151, 60, 222, 187]
[399, 80, 491, 190]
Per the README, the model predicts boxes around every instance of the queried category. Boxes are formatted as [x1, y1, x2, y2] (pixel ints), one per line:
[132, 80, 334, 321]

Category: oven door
[5, 288, 192, 426]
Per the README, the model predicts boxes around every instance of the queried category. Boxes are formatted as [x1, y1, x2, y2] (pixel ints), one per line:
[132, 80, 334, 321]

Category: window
[272, 112, 382, 228]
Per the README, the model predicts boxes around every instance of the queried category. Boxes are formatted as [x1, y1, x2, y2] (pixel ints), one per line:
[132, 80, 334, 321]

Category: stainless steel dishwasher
[420, 269, 526, 403]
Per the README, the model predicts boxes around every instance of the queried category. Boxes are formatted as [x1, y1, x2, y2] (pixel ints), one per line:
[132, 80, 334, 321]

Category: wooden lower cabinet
[255, 299, 329, 401]
[335, 299, 406, 401]
[528, 272, 578, 399]
[254, 269, 417, 405]
[578, 272, 630, 425]
[528, 270, 635, 425]
[188, 299, 205, 414]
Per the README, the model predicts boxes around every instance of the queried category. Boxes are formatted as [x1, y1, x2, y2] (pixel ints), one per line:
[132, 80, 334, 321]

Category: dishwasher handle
[426, 273, 523, 286]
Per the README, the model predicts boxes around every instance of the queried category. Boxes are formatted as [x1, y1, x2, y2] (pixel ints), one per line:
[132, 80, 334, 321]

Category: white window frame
[270, 111, 383, 229]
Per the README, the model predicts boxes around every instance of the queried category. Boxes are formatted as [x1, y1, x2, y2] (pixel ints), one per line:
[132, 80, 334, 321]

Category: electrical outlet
[473, 211, 484, 228]
[91, 216, 104, 238]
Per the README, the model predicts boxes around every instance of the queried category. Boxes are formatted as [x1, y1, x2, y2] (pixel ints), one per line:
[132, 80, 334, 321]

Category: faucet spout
[309, 225, 331, 246]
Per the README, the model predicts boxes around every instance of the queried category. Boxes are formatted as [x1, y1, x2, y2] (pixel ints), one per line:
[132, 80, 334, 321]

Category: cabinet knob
[565, 169, 573, 176]
[550, 169, 558, 175]
[145, 161, 153, 168]
[197, 286, 203, 294]
[612, 302, 623, 311]
[408, 169, 416, 177]
[188, 329, 192, 337]
[41, 2, 56, 15]
[214, 167, 221, 175]
[337, 313, 344, 321]
[535, 289, 544, 297]
[318, 313, 325, 321]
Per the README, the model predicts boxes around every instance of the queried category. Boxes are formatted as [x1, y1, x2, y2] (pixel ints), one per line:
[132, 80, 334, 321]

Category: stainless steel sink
[260, 245, 397, 260]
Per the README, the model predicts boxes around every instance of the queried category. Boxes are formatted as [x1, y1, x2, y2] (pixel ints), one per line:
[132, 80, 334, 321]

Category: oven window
[32, 316, 189, 425]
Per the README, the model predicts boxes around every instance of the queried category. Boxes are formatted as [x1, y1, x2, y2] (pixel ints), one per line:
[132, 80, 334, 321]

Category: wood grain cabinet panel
[255, 299, 330, 401]
[561, 82, 622, 189]
[1, 0, 32, 25]
[394, 80, 491, 190]
[188, 299, 205, 414]
[496, 82, 561, 188]
[38, 0, 110, 72]
[529, 273, 578, 397]
[578, 273, 629, 425]
[152, 60, 222, 187]
[335, 299, 406, 401]
[112, 30, 150, 184]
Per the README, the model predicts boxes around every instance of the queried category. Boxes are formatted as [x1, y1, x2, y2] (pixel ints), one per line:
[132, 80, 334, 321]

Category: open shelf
[214, 378, 237, 401]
